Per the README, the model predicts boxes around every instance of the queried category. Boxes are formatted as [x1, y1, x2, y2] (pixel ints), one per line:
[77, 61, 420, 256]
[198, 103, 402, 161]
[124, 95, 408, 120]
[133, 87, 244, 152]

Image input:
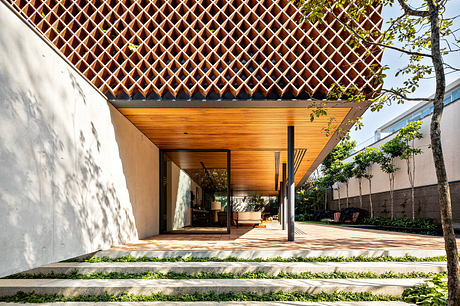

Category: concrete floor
[107, 222, 454, 251]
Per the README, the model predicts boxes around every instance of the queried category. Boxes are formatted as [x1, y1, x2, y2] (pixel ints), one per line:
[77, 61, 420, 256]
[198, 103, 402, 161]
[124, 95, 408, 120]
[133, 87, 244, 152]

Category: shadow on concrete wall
[0, 18, 137, 275]
[108, 106, 159, 239]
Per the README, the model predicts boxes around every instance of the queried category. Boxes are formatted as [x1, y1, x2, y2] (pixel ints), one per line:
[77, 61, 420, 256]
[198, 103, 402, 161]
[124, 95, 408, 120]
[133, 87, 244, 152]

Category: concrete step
[21, 261, 447, 275]
[0, 302, 415, 306]
[95, 249, 446, 260]
[0, 278, 424, 297]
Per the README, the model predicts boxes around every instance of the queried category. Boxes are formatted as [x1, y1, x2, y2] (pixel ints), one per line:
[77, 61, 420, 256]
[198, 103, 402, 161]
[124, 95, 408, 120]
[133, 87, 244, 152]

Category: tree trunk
[368, 179, 373, 218]
[410, 181, 415, 220]
[337, 187, 341, 210]
[427, 1, 460, 303]
[358, 178, 363, 208]
[389, 173, 394, 219]
[412, 148, 416, 219]
[407, 153, 416, 220]
[406, 149, 415, 220]
[324, 189, 327, 210]
[346, 182, 349, 208]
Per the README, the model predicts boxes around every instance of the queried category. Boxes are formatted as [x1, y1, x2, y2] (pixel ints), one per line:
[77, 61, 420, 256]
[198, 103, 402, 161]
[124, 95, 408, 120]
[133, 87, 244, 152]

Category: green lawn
[299, 220, 373, 227]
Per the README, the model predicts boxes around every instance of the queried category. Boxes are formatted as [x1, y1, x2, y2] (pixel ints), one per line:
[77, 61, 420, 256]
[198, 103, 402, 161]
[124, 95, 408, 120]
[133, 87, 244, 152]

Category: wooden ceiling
[119, 106, 351, 195]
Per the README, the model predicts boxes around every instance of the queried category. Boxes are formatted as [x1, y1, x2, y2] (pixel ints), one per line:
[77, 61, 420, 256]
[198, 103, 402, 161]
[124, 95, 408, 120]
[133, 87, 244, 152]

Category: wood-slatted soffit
[9, 0, 383, 100]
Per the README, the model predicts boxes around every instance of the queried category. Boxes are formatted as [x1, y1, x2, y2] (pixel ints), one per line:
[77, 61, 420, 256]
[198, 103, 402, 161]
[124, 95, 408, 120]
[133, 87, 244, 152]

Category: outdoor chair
[329, 212, 341, 223]
[344, 212, 360, 224]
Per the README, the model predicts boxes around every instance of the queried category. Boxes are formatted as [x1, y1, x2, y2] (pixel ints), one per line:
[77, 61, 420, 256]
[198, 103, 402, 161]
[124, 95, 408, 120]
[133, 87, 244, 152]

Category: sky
[348, 1, 460, 147]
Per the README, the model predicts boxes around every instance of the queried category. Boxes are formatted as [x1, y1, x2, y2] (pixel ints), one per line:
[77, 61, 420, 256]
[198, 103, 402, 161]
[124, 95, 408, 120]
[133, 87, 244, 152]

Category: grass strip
[0, 291, 401, 303]
[74, 255, 449, 263]
[6, 271, 443, 280]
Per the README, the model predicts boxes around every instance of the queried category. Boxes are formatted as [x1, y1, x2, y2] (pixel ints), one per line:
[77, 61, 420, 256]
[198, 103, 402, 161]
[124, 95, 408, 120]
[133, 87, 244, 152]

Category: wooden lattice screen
[9, 0, 382, 100]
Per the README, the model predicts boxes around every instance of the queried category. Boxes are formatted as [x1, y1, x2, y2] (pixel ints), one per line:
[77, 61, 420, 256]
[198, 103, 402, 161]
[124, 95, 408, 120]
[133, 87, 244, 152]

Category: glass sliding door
[160, 150, 230, 234]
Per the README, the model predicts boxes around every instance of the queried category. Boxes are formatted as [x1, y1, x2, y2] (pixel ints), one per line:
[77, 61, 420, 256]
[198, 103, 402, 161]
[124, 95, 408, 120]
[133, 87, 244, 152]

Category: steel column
[287, 126, 295, 241]
[279, 181, 283, 227]
[282, 163, 287, 230]
[227, 150, 231, 234]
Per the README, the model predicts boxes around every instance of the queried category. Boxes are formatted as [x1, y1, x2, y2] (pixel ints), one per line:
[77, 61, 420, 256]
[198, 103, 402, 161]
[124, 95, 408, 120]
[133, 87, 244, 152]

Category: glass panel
[163, 151, 228, 234]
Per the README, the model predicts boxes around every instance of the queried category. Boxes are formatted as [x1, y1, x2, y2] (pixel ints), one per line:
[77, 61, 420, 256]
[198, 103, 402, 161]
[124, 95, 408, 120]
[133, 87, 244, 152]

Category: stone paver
[0, 278, 425, 297]
[106, 222, 454, 251]
[23, 261, 447, 275]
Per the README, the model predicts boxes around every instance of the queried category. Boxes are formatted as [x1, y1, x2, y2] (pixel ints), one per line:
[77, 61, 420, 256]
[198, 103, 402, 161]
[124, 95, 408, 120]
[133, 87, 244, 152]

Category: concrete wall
[110, 109, 159, 239]
[166, 161, 201, 231]
[0, 3, 159, 277]
[333, 100, 460, 200]
[330, 98, 460, 224]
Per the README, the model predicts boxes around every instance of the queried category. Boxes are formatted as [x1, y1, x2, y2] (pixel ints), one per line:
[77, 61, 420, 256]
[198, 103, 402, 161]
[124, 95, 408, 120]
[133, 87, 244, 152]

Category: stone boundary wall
[327, 181, 460, 227]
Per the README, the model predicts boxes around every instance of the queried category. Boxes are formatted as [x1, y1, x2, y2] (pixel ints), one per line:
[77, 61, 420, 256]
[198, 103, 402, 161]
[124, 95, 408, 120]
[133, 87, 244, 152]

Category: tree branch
[397, 0, 430, 17]
[443, 62, 460, 71]
[327, 8, 433, 58]
[381, 88, 434, 102]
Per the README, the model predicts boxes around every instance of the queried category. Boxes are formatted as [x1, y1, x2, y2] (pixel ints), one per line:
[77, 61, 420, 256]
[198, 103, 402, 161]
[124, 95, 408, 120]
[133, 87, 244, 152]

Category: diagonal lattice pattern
[9, 0, 383, 100]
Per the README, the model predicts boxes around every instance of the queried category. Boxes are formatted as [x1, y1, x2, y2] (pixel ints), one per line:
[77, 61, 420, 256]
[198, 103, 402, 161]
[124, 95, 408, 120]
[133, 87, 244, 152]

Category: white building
[331, 78, 460, 226]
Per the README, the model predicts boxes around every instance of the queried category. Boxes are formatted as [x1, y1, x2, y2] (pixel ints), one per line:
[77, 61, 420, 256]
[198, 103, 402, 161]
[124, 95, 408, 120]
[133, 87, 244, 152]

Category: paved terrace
[107, 222, 454, 251]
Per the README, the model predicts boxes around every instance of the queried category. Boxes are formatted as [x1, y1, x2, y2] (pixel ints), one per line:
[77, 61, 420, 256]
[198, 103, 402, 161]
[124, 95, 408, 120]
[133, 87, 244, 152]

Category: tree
[353, 147, 380, 216]
[380, 137, 406, 219]
[322, 140, 356, 170]
[353, 154, 366, 209]
[321, 140, 356, 210]
[318, 174, 335, 209]
[398, 120, 424, 220]
[341, 162, 355, 208]
[294, 0, 460, 302]
[331, 161, 346, 210]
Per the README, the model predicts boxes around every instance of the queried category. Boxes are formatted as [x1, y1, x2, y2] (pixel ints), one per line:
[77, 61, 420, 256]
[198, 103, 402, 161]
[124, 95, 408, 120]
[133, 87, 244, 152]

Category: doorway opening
[160, 149, 231, 234]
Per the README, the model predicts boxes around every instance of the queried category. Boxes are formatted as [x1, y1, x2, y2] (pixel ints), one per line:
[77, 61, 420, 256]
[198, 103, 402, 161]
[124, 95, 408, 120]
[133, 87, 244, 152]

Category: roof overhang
[114, 99, 371, 195]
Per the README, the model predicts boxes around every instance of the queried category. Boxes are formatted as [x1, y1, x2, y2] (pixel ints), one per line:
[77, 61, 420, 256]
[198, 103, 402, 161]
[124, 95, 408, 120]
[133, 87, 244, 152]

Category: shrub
[295, 214, 312, 221]
[363, 216, 438, 229]
[402, 274, 447, 305]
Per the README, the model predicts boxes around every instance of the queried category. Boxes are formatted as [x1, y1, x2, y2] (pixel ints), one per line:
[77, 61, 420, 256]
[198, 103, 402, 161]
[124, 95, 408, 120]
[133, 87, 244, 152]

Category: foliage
[294, 0, 457, 107]
[403, 274, 448, 305]
[380, 137, 406, 163]
[295, 213, 313, 221]
[0, 291, 400, 303]
[397, 120, 424, 220]
[353, 147, 382, 214]
[244, 196, 266, 212]
[76, 254, 451, 263]
[264, 197, 279, 215]
[341, 162, 355, 183]
[128, 43, 140, 52]
[398, 120, 424, 157]
[293, 0, 460, 301]
[322, 140, 356, 170]
[317, 173, 335, 189]
[379, 137, 406, 218]
[363, 216, 438, 229]
[7, 270, 441, 280]
[353, 147, 381, 179]
[303, 140, 356, 211]
[296, 180, 325, 216]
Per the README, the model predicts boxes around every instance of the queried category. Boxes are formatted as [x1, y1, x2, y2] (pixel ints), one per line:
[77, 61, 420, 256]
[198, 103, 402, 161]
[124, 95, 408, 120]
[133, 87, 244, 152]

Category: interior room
[161, 150, 230, 234]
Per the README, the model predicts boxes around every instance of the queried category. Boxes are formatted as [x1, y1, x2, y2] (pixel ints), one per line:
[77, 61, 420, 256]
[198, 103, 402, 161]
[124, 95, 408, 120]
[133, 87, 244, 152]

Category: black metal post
[227, 150, 231, 234]
[282, 163, 287, 230]
[159, 150, 165, 233]
[279, 181, 283, 227]
[287, 126, 295, 241]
